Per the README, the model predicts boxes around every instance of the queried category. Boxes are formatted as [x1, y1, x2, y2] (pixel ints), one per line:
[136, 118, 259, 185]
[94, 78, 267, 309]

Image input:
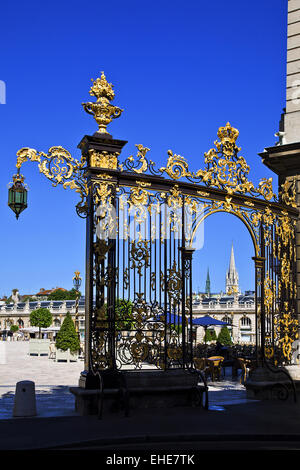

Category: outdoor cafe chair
[193, 357, 211, 381]
[237, 357, 254, 384]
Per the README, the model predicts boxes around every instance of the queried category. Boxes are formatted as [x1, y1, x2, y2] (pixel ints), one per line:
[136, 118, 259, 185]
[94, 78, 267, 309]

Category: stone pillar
[285, 0, 300, 144]
[259, 4, 300, 312]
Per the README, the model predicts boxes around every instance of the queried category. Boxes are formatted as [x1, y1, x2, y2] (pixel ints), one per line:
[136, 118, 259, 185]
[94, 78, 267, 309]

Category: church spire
[229, 242, 236, 272]
[226, 243, 239, 295]
[205, 268, 211, 296]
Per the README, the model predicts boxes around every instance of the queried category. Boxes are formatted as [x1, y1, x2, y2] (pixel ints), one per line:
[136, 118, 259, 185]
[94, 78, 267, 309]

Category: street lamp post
[73, 271, 82, 335]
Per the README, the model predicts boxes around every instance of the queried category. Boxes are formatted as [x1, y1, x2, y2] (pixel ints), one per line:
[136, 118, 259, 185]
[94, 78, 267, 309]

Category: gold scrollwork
[15, 146, 90, 217]
[166, 261, 182, 304]
[130, 240, 150, 275]
[160, 150, 192, 180]
[132, 145, 150, 174]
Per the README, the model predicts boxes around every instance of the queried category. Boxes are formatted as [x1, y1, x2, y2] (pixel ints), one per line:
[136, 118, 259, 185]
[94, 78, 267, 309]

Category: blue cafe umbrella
[156, 312, 183, 324]
[156, 314, 228, 326]
[192, 315, 228, 344]
[192, 315, 228, 326]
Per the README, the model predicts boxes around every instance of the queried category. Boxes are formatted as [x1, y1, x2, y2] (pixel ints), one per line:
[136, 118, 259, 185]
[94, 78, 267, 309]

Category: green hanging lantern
[8, 173, 28, 219]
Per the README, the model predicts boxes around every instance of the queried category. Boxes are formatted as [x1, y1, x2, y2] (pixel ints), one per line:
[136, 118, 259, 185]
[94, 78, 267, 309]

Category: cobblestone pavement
[0, 342, 253, 419]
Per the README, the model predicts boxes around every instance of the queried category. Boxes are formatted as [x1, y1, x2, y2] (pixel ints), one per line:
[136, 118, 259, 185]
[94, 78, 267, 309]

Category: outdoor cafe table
[207, 356, 224, 381]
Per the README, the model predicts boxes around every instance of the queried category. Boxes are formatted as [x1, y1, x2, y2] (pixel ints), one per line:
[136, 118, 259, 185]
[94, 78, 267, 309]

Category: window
[222, 316, 232, 325]
[241, 317, 251, 328]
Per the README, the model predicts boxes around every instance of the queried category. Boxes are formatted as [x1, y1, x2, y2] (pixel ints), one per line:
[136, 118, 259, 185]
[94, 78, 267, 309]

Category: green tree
[55, 312, 80, 353]
[115, 299, 133, 330]
[22, 296, 37, 302]
[204, 328, 212, 343]
[10, 325, 19, 333]
[48, 288, 80, 301]
[30, 308, 52, 338]
[171, 323, 183, 334]
[210, 328, 217, 341]
[217, 326, 232, 346]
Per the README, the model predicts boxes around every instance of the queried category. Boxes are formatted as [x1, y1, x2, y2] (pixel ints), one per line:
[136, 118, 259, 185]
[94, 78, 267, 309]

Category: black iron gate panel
[89, 178, 198, 371]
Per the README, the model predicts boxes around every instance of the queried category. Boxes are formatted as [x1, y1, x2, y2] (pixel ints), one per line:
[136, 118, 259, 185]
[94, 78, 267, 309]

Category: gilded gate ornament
[121, 122, 276, 202]
[280, 178, 297, 208]
[89, 149, 119, 169]
[82, 72, 123, 134]
[275, 304, 299, 362]
[167, 261, 182, 304]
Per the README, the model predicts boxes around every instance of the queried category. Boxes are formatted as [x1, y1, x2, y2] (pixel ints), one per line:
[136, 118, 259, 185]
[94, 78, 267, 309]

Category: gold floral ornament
[280, 178, 297, 208]
[275, 305, 299, 362]
[264, 273, 275, 315]
[82, 71, 123, 135]
[276, 210, 296, 249]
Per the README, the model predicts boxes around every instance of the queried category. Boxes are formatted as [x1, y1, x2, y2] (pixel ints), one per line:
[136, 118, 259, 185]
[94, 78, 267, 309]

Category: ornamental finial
[82, 72, 123, 135]
[217, 122, 239, 145]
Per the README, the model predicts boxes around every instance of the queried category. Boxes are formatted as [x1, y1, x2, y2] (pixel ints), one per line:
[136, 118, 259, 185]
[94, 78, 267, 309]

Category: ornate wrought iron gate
[82, 122, 299, 374]
[11, 74, 299, 379]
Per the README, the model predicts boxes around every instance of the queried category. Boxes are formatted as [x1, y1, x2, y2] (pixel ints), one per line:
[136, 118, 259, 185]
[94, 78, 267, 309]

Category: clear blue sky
[0, 0, 287, 297]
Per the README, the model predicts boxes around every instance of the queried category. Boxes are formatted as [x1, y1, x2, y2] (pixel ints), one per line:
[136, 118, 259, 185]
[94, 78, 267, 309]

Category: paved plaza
[0, 342, 252, 420]
[0, 342, 300, 452]
[0, 341, 83, 387]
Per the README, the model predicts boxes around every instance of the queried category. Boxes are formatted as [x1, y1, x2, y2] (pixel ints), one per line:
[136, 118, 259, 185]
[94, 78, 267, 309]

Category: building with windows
[0, 297, 86, 341]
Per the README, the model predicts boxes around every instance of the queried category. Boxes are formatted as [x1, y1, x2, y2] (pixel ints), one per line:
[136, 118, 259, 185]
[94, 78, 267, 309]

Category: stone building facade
[0, 299, 86, 341]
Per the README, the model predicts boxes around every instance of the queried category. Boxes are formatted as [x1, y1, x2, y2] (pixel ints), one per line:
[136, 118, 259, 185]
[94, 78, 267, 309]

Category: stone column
[286, 13, 300, 339]
[258, 1, 300, 363]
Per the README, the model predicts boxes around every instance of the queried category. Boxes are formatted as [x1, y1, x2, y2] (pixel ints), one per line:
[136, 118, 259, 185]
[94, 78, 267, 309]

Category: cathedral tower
[205, 268, 211, 296]
[225, 243, 239, 295]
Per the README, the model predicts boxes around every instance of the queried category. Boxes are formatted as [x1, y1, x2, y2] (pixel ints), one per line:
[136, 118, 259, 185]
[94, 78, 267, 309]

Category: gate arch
[189, 208, 258, 257]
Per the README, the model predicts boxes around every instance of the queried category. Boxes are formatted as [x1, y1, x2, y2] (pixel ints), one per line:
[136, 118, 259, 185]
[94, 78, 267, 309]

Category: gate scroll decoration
[10, 72, 299, 374]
